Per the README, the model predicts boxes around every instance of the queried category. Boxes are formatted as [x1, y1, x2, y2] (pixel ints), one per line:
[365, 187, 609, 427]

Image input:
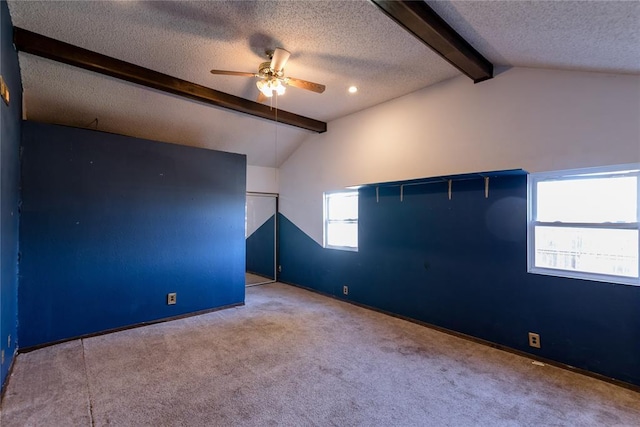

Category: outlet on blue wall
[19, 122, 246, 347]
[279, 173, 640, 386]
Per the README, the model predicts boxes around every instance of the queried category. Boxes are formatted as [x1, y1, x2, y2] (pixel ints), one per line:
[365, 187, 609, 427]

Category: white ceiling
[7, 1, 640, 167]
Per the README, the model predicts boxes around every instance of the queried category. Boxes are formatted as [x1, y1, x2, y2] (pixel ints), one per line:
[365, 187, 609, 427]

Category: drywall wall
[0, 0, 21, 390]
[280, 67, 640, 244]
[19, 122, 246, 347]
[279, 173, 640, 386]
[247, 165, 279, 194]
[278, 66, 640, 386]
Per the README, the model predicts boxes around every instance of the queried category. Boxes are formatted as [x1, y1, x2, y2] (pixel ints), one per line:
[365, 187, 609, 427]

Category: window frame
[323, 190, 359, 252]
[527, 163, 640, 286]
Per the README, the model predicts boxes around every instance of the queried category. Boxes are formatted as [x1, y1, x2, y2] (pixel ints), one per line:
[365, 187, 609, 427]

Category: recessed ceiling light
[348, 86, 358, 94]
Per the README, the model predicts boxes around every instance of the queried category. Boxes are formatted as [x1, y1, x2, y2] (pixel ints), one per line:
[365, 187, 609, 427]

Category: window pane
[327, 193, 358, 220]
[537, 176, 637, 223]
[534, 226, 639, 278]
[327, 222, 358, 248]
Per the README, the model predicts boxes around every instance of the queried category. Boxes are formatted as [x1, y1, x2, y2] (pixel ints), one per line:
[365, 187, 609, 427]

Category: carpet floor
[246, 272, 275, 286]
[1, 283, 639, 426]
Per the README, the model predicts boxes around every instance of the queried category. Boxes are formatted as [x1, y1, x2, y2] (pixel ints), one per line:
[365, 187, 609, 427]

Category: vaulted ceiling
[7, 1, 640, 167]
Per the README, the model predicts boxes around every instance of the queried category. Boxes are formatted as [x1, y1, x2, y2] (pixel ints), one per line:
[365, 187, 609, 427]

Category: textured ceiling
[7, 1, 640, 167]
[429, 1, 640, 75]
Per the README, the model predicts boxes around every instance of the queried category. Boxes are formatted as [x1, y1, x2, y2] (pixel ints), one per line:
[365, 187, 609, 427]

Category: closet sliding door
[245, 193, 277, 286]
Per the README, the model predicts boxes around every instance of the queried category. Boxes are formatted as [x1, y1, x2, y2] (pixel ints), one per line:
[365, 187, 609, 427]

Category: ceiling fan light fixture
[257, 78, 286, 98]
[256, 79, 272, 97]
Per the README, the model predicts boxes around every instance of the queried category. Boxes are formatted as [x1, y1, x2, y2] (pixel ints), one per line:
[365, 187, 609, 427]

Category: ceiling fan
[210, 48, 326, 103]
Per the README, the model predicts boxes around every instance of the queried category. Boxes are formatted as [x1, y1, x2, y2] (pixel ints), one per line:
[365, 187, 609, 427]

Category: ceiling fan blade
[210, 70, 257, 77]
[270, 48, 290, 73]
[256, 91, 267, 103]
[284, 77, 326, 93]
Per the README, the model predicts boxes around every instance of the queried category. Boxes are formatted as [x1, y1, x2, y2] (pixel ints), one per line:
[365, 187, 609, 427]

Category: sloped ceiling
[7, 1, 640, 167]
[428, 1, 640, 74]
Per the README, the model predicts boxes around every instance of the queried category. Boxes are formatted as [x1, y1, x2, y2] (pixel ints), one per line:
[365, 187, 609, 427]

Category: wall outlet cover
[167, 293, 177, 305]
[528, 332, 541, 348]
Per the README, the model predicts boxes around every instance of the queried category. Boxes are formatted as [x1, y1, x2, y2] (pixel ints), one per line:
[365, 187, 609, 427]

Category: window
[324, 190, 358, 251]
[528, 164, 639, 286]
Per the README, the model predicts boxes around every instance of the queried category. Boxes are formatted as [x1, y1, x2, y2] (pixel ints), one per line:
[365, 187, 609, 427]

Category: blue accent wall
[19, 122, 246, 347]
[1, 0, 22, 390]
[279, 174, 640, 386]
[246, 215, 275, 279]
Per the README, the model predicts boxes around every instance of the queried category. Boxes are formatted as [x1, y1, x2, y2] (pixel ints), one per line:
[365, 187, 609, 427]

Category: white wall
[247, 165, 279, 194]
[246, 194, 276, 238]
[280, 67, 640, 244]
[246, 166, 278, 238]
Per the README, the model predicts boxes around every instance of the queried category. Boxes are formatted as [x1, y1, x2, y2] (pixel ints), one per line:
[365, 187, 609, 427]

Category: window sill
[324, 245, 358, 252]
[528, 267, 639, 287]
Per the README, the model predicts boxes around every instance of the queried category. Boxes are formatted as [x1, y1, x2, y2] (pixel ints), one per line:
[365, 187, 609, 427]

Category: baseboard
[19, 302, 244, 354]
[1, 348, 18, 404]
[279, 280, 640, 394]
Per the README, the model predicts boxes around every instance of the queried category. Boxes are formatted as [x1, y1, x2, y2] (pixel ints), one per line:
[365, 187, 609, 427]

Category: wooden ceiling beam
[13, 28, 327, 133]
[371, 1, 493, 83]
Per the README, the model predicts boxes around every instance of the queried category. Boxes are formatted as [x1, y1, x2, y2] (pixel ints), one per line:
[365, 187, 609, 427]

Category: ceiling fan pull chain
[274, 95, 279, 166]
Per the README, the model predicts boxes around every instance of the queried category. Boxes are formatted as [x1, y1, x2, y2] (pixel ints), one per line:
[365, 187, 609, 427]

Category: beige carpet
[2, 283, 639, 426]
[245, 272, 275, 286]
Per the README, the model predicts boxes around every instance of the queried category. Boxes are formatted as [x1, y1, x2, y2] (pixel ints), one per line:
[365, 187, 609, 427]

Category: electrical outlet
[343, 285, 349, 295]
[528, 332, 541, 348]
[167, 293, 177, 305]
[278, 265, 282, 273]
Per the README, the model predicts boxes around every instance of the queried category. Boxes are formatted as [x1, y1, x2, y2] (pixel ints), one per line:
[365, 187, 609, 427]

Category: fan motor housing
[258, 61, 283, 78]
